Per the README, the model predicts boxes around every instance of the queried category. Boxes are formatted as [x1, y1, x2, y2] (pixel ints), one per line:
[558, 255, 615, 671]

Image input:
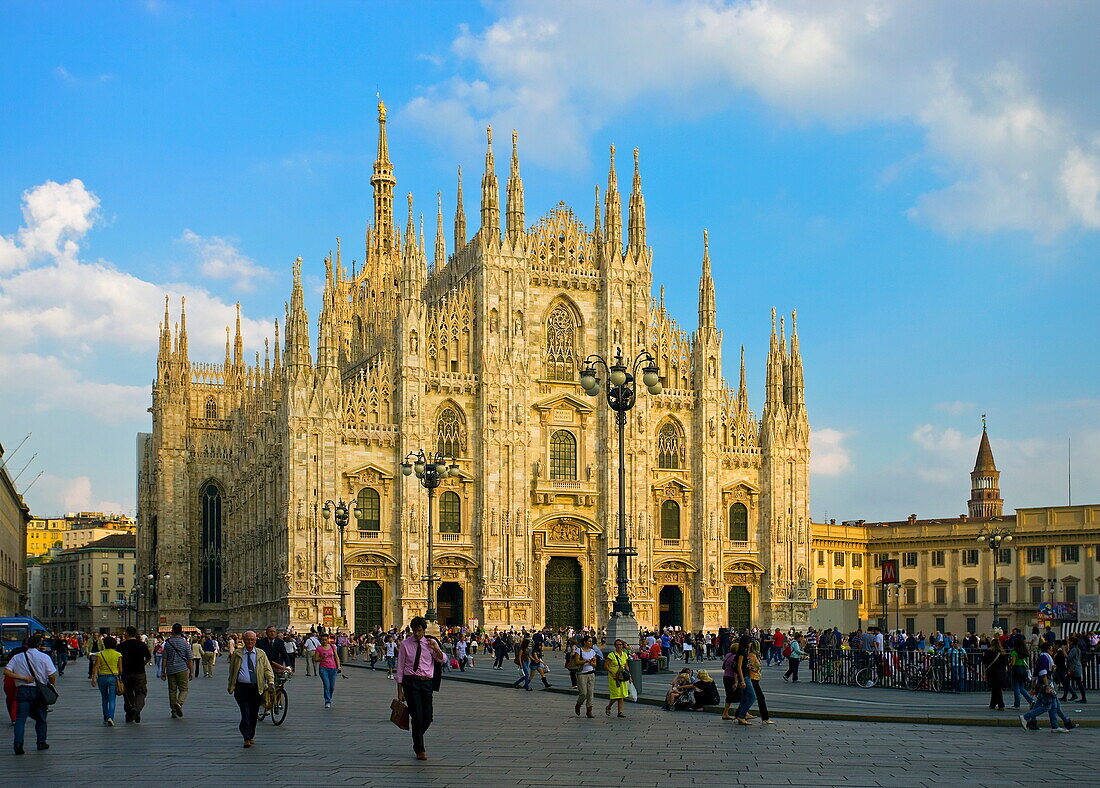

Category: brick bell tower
[968, 415, 1003, 518]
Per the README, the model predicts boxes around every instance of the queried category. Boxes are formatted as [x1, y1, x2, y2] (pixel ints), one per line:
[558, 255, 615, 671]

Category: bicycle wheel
[271, 688, 289, 726]
[927, 670, 942, 694]
[854, 667, 877, 688]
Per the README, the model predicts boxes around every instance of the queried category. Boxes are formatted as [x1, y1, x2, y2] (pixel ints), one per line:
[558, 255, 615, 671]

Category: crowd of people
[3, 619, 1096, 757]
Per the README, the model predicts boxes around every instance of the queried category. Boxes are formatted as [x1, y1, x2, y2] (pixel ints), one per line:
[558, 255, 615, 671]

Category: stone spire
[627, 147, 646, 256]
[968, 418, 1003, 518]
[765, 307, 784, 410]
[434, 191, 446, 270]
[371, 98, 396, 251]
[402, 192, 426, 299]
[698, 230, 716, 330]
[285, 256, 312, 370]
[480, 127, 500, 239]
[454, 166, 466, 252]
[603, 144, 622, 251]
[786, 310, 805, 411]
[272, 319, 281, 374]
[316, 254, 337, 370]
[224, 326, 232, 371]
[737, 344, 749, 418]
[592, 184, 602, 243]
[233, 302, 244, 371]
[158, 296, 172, 374]
[177, 296, 189, 369]
[506, 129, 525, 241]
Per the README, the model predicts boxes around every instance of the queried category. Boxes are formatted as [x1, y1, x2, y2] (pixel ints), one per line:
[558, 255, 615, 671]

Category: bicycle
[257, 673, 290, 726]
[901, 657, 943, 692]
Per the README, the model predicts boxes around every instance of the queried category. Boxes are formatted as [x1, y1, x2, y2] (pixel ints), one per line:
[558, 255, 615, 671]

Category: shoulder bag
[21, 652, 59, 707]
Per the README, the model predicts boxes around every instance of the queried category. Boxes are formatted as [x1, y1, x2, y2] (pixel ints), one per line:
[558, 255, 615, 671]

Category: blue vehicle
[0, 616, 50, 665]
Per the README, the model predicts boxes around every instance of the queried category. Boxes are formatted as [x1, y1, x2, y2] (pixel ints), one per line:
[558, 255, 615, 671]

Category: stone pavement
[9, 659, 1096, 786]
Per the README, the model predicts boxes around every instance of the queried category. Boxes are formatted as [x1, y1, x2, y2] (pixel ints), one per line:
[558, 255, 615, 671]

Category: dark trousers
[1062, 673, 1087, 700]
[233, 683, 261, 741]
[751, 679, 770, 721]
[13, 686, 47, 749]
[403, 678, 434, 754]
[493, 650, 506, 668]
[122, 673, 148, 719]
[986, 671, 1004, 709]
[784, 657, 801, 681]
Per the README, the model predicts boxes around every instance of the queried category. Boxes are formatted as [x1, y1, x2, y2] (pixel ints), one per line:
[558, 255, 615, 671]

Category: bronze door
[544, 557, 582, 629]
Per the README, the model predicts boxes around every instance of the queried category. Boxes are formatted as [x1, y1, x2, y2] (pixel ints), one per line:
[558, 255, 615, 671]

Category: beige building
[27, 512, 135, 557]
[0, 442, 30, 616]
[40, 534, 136, 633]
[811, 427, 1100, 635]
[137, 105, 813, 634]
[26, 517, 67, 557]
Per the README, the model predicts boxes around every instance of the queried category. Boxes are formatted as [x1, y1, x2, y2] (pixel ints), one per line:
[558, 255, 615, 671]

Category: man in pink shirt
[395, 617, 445, 760]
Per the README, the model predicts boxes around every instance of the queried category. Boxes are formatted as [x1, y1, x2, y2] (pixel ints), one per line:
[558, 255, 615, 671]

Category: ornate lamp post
[976, 525, 1013, 631]
[322, 499, 361, 630]
[142, 570, 169, 633]
[580, 347, 661, 646]
[401, 450, 459, 623]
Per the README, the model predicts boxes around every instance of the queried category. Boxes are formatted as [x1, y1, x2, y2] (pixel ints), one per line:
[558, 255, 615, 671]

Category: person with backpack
[783, 634, 806, 682]
[302, 631, 321, 676]
[201, 633, 220, 677]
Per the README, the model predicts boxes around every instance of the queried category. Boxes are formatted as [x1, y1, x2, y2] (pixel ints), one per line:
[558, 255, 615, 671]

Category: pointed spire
[434, 192, 446, 270]
[335, 237, 343, 283]
[506, 129, 525, 241]
[453, 166, 467, 252]
[405, 192, 415, 246]
[969, 417, 1003, 517]
[158, 295, 172, 366]
[177, 296, 189, 367]
[371, 97, 396, 252]
[737, 344, 749, 416]
[765, 307, 784, 410]
[973, 419, 998, 473]
[225, 326, 232, 370]
[272, 319, 281, 374]
[603, 144, 622, 251]
[698, 230, 716, 330]
[787, 309, 805, 409]
[659, 284, 665, 310]
[627, 147, 646, 256]
[401, 193, 426, 299]
[480, 127, 500, 239]
[593, 184, 602, 243]
[286, 256, 312, 369]
[233, 302, 244, 369]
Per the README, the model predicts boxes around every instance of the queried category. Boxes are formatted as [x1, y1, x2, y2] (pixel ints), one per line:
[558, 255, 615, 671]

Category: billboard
[1038, 601, 1077, 622]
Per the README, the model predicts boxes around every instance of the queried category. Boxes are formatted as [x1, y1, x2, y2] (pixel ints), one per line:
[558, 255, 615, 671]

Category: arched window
[656, 422, 683, 469]
[549, 430, 577, 480]
[439, 491, 461, 534]
[728, 502, 748, 541]
[436, 407, 464, 458]
[199, 482, 222, 604]
[204, 396, 218, 419]
[545, 304, 577, 381]
[660, 499, 680, 540]
[356, 487, 380, 532]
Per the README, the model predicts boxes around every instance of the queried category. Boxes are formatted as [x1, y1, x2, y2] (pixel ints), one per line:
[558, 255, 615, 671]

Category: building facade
[40, 534, 136, 633]
[27, 512, 135, 557]
[811, 427, 1100, 634]
[138, 105, 813, 634]
[0, 441, 30, 616]
[26, 517, 66, 557]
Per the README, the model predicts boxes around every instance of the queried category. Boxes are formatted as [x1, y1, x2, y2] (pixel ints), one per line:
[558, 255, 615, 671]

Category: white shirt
[9, 648, 57, 688]
[284, 640, 297, 654]
[384, 641, 396, 657]
[304, 636, 320, 652]
[874, 633, 885, 653]
[578, 647, 599, 675]
[237, 648, 260, 683]
[456, 641, 467, 658]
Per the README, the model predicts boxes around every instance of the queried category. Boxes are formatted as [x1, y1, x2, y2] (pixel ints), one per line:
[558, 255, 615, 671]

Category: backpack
[783, 643, 793, 658]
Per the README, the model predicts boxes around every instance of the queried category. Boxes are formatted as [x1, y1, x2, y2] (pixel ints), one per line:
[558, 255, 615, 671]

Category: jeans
[1024, 693, 1071, 729]
[97, 675, 118, 721]
[1012, 679, 1034, 708]
[319, 667, 337, 703]
[735, 679, 757, 719]
[403, 677, 435, 754]
[13, 686, 47, 749]
[54, 652, 67, 675]
[494, 650, 507, 668]
[234, 683, 261, 741]
[512, 661, 531, 689]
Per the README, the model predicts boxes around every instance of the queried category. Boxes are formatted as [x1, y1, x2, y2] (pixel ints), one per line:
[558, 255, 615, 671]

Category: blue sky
[1, 0, 1098, 521]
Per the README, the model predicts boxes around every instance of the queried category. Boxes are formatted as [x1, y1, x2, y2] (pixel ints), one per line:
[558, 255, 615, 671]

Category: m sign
[881, 559, 899, 585]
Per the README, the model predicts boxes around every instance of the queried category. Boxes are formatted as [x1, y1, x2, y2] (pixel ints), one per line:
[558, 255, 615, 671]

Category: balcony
[438, 532, 461, 543]
[660, 538, 682, 549]
[532, 477, 597, 506]
[726, 541, 749, 552]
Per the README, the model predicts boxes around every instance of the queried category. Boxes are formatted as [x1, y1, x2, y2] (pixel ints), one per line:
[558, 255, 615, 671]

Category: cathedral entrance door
[544, 557, 582, 629]
[727, 586, 751, 631]
[659, 585, 683, 629]
[354, 581, 382, 632]
[436, 582, 464, 627]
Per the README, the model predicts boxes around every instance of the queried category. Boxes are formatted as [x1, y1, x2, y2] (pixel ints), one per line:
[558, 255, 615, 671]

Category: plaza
[14, 657, 1097, 786]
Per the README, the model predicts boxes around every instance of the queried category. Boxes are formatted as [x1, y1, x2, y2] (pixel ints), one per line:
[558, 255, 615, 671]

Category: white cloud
[0, 179, 99, 273]
[810, 427, 852, 476]
[406, 0, 1100, 237]
[178, 229, 271, 292]
[934, 400, 975, 416]
[36, 474, 128, 516]
[0, 353, 147, 425]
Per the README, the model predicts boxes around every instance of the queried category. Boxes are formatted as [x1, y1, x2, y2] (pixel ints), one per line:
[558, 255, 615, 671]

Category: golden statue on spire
[377, 93, 386, 121]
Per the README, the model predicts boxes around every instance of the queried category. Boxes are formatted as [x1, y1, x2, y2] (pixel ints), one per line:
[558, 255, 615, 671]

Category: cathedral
[136, 102, 812, 634]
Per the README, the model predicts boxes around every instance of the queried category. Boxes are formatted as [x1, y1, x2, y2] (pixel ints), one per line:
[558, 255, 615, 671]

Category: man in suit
[257, 627, 292, 677]
[227, 631, 275, 748]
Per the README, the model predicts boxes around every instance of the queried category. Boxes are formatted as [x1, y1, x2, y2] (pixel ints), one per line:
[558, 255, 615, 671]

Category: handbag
[389, 698, 410, 730]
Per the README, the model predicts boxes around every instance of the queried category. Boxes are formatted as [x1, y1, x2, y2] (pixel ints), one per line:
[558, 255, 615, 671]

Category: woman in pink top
[313, 633, 341, 708]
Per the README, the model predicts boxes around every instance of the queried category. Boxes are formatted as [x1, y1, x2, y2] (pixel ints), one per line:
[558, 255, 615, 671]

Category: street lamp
[141, 570, 169, 633]
[322, 499, 361, 631]
[976, 526, 1013, 631]
[400, 450, 458, 623]
[580, 347, 661, 645]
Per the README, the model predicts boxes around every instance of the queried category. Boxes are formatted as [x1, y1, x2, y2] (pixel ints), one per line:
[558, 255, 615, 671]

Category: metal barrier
[810, 648, 1100, 693]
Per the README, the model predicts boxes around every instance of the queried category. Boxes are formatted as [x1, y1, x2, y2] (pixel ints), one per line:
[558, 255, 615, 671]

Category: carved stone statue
[515, 557, 524, 579]
[489, 556, 498, 580]
[295, 555, 305, 579]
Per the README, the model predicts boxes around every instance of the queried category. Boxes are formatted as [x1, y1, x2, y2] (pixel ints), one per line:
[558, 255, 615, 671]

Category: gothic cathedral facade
[136, 104, 813, 634]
